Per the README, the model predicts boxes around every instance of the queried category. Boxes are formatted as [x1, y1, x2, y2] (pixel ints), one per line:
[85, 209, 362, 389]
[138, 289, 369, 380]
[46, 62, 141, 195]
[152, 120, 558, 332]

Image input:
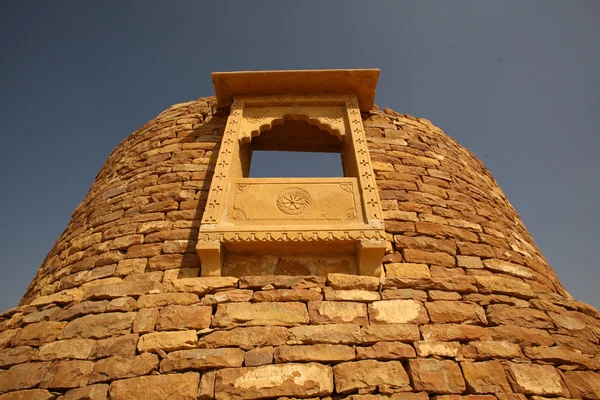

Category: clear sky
[0, 1, 598, 311]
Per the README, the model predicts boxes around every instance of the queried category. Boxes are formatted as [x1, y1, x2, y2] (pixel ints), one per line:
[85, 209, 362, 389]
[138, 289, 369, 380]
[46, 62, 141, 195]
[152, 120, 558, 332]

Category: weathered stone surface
[244, 346, 273, 366]
[461, 361, 512, 393]
[361, 324, 421, 343]
[487, 305, 554, 329]
[21, 307, 60, 324]
[347, 394, 429, 400]
[59, 312, 136, 339]
[215, 363, 333, 399]
[0, 329, 20, 351]
[155, 305, 212, 330]
[462, 340, 523, 359]
[504, 363, 569, 396]
[369, 300, 429, 324]
[382, 288, 428, 301]
[386, 263, 431, 279]
[275, 344, 355, 363]
[408, 359, 466, 394]
[474, 276, 535, 298]
[524, 346, 596, 369]
[0, 362, 50, 393]
[58, 300, 109, 321]
[198, 370, 216, 399]
[137, 293, 199, 308]
[253, 289, 322, 302]
[327, 273, 379, 290]
[421, 324, 491, 341]
[200, 326, 288, 348]
[83, 274, 162, 300]
[308, 301, 368, 324]
[414, 341, 462, 357]
[489, 325, 554, 347]
[288, 324, 362, 345]
[137, 330, 197, 352]
[239, 275, 325, 289]
[564, 371, 600, 400]
[0, 346, 35, 368]
[39, 360, 95, 389]
[395, 236, 456, 255]
[425, 301, 487, 324]
[203, 289, 253, 305]
[403, 249, 455, 267]
[89, 353, 159, 383]
[133, 307, 158, 333]
[334, 360, 410, 394]
[92, 333, 138, 358]
[482, 259, 534, 279]
[109, 372, 200, 400]
[323, 288, 380, 302]
[457, 256, 483, 269]
[171, 277, 239, 295]
[428, 290, 462, 301]
[0, 390, 54, 400]
[63, 384, 109, 400]
[356, 341, 416, 360]
[37, 338, 95, 360]
[212, 302, 309, 327]
[161, 348, 243, 372]
[11, 321, 67, 346]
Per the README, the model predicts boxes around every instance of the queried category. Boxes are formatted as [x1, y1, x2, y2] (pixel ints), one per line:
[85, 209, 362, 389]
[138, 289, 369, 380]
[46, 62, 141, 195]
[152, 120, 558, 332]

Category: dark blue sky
[0, 1, 598, 311]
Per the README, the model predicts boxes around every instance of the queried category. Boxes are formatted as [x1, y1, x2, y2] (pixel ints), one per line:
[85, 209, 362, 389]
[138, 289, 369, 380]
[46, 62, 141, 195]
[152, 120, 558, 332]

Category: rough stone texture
[215, 363, 333, 399]
[109, 372, 200, 400]
[1, 97, 599, 399]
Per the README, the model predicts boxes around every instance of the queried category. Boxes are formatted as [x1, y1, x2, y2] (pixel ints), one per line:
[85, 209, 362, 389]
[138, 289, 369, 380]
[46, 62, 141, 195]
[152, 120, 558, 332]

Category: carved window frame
[197, 94, 386, 277]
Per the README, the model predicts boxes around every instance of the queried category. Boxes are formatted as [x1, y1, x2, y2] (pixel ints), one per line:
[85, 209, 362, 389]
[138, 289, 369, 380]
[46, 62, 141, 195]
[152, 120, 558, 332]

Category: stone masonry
[0, 96, 599, 399]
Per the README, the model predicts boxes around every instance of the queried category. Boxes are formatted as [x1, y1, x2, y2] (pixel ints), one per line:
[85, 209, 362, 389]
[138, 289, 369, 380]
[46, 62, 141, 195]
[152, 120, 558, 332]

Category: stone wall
[0, 97, 598, 399]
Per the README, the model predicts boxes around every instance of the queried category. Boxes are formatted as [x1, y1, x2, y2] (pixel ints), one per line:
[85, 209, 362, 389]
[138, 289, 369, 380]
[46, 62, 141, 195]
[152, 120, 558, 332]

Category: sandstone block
[288, 324, 362, 345]
[109, 372, 199, 400]
[59, 312, 136, 339]
[155, 305, 212, 330]
[83, 274, 162, 300]
[0, 390, 54, 400]
[403, 249, 456, 267]
[62, 384, 108, 400]
[564, 371, 600, 400]
[356, 341, 416, 360]
[89, 353, 159, 383]
[474, 275, 535, 298]
[394, 235, 456, 255]
[137, 330, 197, 353]
[58, 300, 109, 321]
[11, 321, 67, 346]
[361, 324, 421, 343]
[308, 301, 368, 325]
[39, 360, 95, 389]
[416, 222, 479, 242]
[524, 346, 596, 369]
[161, 348, 244, 372]
[462, 340, 524, 359]
[323, 288, 380, 302]
[115, 258, 147, 276]
[0, 346, 35, 368]
[414, 341, 462, 357]
[369, 300, 429, 324]
[334, 360, 410, 394]
[425, 301, 487, 325]
[421, 324, 492, 341]
[200, 326, 288, 348]
[487, 305, 553, 329]
[198, 370, 216, 400]
[461, 360, 512, 393]
[244, 346, 273, 366]
[125, 243, 162, 258]
[213, 302, 308, 327]
[275, 344, 355, 363]
[428, 290, 462, 301]
[457, 256, 483, 269]
[203, 289, 253, 305]
[0, 362, 50, 393]
[253, 289, 322, 302]
[408, 359, 466, 394]
[504, 363, 568, 396]
[215, 363, 333, 399]
[489, 325, 554, 347]
[171, 276, 238, 295]
[327, 273, 379, 290]
[147, 253, 198, 271]
[386, 263, 431, 279]
[382, 288, 428, 301]
[481, 258, 534, 279]
[91, 333, 138, 358]
[137, 292, 199, 308]
[133, 307, 158, 333]
[37, 338, 95, 360]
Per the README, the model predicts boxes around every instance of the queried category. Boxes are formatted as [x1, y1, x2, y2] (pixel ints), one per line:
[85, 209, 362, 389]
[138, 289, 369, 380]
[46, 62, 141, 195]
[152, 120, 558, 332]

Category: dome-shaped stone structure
[1, 70, 599, 400]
